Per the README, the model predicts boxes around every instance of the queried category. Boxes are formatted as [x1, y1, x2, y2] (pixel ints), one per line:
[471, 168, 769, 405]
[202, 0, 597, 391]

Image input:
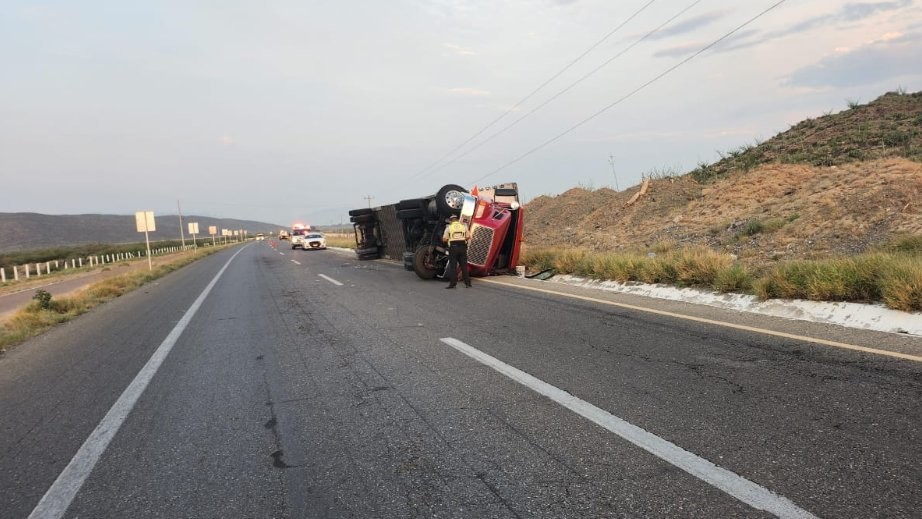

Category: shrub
[753, 255, 884, 302]
[714, 264, 755, 293]
[650, 240, 676, 254]
[521, 248, 559, 272]
[554, 249, 591, 274]
[691, 162, 715, 183]
[762, 218, 787, 233]
[741, 219, 765, 236]
[879, 256, 922, 312]
[884, 235, 922, 255]
[596, 254, 644, 283]
[671, 247, 732, 286]
[32, 290, 52, 310]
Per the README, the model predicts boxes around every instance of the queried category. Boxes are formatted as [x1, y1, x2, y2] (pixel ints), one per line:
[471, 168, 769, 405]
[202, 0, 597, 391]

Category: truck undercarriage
[348, 183, 524, 280]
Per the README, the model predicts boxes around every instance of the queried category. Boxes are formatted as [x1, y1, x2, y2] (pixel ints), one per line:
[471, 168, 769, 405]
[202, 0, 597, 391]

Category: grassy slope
[521, 91, 922, 311]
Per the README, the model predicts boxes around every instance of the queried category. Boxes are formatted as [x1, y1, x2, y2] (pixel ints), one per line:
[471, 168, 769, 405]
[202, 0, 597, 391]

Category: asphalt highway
[1, 243, 920, 518]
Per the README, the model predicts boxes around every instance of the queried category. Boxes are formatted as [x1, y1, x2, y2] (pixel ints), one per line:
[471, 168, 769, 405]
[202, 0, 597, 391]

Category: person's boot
[445, 284, 456, 289]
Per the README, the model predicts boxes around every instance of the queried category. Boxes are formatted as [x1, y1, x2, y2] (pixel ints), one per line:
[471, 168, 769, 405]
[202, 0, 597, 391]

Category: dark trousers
[447, 242, 470, 286]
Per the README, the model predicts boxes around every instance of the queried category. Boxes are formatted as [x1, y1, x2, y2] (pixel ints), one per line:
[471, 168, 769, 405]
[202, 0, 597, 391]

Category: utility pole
[177, 200, 186, 249]
[364, 195, 374, 208]
[608, 154, 620, 192]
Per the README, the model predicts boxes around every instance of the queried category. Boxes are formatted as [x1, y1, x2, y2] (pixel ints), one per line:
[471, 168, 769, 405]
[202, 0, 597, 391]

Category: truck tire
[435, 184, 467, 217]
[348, 208, 374, 217]
[350, 214, 375, 224]
[356, 247, 380, 260]
[413, 246, 439, 280]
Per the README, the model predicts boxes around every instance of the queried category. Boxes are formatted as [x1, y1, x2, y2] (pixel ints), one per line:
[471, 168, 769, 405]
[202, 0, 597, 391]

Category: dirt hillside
[523, 91, 922, 264]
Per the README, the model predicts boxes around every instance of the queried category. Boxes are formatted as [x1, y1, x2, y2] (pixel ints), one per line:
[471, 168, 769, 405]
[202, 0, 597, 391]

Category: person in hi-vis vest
[441, 214, 472, 288]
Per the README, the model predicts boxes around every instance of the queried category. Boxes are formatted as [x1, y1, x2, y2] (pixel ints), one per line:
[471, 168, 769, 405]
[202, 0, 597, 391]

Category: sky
[2, 0, 921, 228]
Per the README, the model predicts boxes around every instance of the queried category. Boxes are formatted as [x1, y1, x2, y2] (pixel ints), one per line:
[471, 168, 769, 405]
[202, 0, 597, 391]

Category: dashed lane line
[318, 274, 343, 286]
[440, 337, 818, 519]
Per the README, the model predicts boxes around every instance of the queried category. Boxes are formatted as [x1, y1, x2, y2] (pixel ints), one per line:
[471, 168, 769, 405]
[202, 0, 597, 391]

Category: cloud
[656, 1, 917, 57]
[443, 42, 476, 56]
[652, 41, 704, 59]
[647, 11, 727, 40]
[765, 0, 912, 39]
[653, 29, 760, 57]
[447, 87, 490, 96]
[785, 31, 922, 87]
[841, 0, 912, 21]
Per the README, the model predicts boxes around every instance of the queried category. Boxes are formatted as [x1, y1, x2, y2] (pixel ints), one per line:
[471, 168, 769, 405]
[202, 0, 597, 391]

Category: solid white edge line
[479, 278, 922, 363]
[318, 273, 343, 286]
[28, 247, 247, 519]
[440, 337, 818, 519]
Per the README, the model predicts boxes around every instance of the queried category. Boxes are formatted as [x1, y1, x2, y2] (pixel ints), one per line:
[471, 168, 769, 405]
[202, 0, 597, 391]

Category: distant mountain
[0, 213, 286, 252]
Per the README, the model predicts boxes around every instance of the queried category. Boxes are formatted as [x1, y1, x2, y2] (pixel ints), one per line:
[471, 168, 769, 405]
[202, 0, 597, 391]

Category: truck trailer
[348, 183, 524, 280]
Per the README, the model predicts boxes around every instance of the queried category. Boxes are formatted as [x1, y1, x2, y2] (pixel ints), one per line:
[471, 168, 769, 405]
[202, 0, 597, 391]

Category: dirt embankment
[523, 158, 922, 264]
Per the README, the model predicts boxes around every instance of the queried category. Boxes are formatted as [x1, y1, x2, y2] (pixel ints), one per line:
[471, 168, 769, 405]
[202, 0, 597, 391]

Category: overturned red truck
[348, 183, 524, 280]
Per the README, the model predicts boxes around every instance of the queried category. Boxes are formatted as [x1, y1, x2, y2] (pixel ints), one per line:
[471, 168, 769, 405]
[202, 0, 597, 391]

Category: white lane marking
[28, 248, 246, 519]
[480, 278, 922, 363]
[291, 260, 301, 265]
[279, 252, 285, 256]
[440, 337, 818, 519]
[318, 274, 343, 286]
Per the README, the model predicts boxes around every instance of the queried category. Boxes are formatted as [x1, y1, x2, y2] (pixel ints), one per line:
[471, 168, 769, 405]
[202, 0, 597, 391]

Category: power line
[429, 0, 704, 176]
[410, 0, 658, 181]
[468, 0, 790, 187]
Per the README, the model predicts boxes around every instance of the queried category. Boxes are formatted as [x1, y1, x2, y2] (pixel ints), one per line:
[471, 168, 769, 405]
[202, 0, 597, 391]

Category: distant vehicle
[301, 232, 327, 250]
[256, 233, 265, 240]
[347, 183, 523, 280]
[279, 230, 290, 240]
[290, 223, 311, 249]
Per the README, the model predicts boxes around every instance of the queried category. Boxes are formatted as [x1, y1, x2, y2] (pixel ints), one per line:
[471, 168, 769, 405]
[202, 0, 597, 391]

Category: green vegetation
[521, 241, 922, 313]
[0, 239, 224, 270]
[693, 91, 922, 183]
[0, 247, 223, 351]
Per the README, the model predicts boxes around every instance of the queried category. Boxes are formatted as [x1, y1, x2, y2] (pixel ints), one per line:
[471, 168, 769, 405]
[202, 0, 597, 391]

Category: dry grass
[324, 233, 357, 248]
[521, 246, 921, 312]
[0, 248, 223, 351]
[879, 256, 922, 312]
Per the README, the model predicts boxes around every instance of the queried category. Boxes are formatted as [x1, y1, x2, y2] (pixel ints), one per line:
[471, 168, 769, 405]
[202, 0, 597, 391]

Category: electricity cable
[467, 0, 790, 186]
[410, 0, 658, 180]
[424, 0, 704, 178]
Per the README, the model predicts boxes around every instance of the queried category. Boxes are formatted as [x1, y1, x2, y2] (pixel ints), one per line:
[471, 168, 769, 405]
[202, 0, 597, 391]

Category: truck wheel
[356, 247, 380, 260]
[348, 208, 374, 217]
[350, 214, 375, 224]
[435, 184, 467, 217]
[413, 246, 439, 280]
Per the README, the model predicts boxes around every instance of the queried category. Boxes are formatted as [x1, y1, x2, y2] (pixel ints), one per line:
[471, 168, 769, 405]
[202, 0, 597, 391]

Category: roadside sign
[134, 210, 155, 270]
[135, 211, 155, 232]
[188, 222, 199, 234]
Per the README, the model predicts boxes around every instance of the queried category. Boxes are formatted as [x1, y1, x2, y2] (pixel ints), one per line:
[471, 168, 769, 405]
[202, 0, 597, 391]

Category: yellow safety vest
[447, 221, 468, 243]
